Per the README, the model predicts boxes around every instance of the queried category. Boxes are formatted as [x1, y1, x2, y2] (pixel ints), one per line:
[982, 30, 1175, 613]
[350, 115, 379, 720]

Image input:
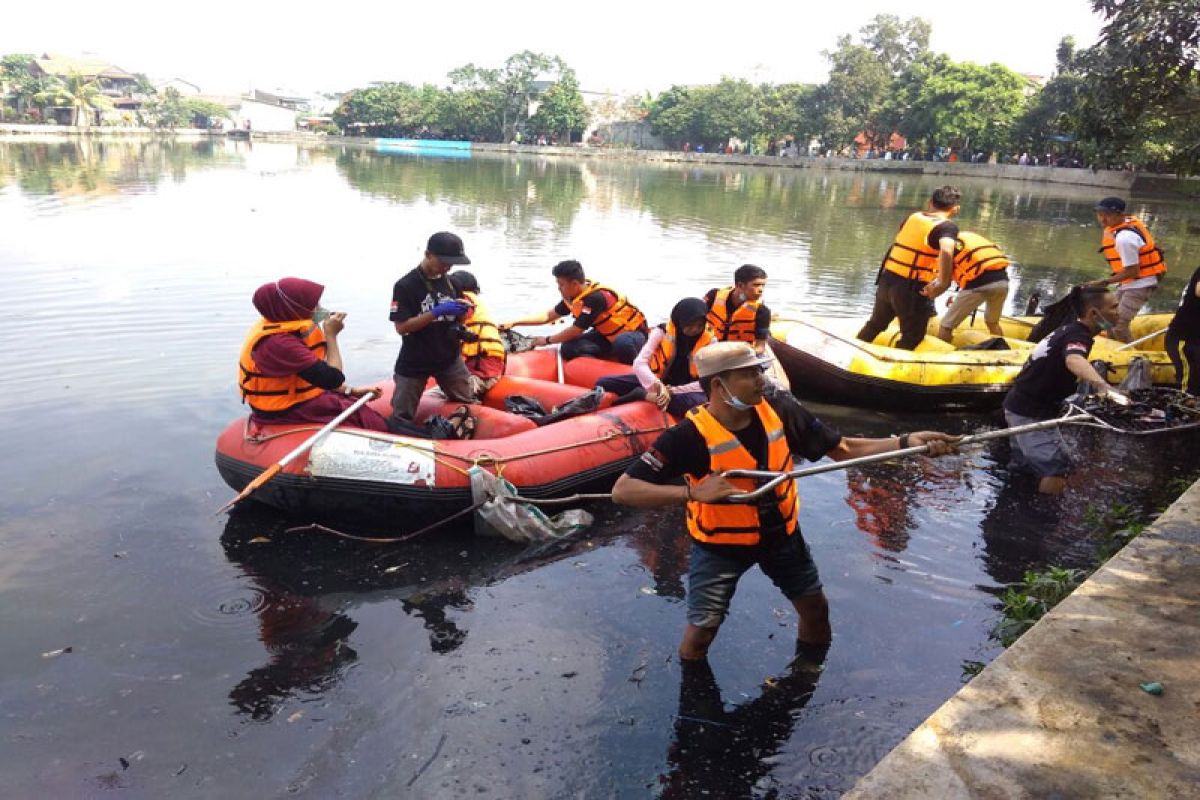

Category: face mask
[312, 307, 331, 324]
[719, 379, 755, 411]
[1093, 313, 1114, 333]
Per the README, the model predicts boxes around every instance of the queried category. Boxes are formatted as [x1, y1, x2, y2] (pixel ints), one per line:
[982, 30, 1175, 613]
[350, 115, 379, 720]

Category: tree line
[645, 1, 1199, 173]
[330, 51, 589, 144]
[3, 1, 1195, 171]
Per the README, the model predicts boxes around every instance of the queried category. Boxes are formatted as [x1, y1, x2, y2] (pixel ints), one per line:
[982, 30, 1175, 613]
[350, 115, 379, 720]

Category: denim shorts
[686, 534, 823, 629]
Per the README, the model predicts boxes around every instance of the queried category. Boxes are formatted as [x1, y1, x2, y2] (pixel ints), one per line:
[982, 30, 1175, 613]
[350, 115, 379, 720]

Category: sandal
[445, 405, 478, 440]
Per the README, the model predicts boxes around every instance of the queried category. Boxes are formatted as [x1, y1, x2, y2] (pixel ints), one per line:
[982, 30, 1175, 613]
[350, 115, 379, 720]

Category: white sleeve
[1114, 229, 1144, 268]
[633, 328, 664, 389]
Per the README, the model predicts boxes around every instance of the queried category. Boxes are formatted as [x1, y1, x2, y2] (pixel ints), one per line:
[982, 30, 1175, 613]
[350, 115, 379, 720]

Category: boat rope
[283, 500, 488, 544]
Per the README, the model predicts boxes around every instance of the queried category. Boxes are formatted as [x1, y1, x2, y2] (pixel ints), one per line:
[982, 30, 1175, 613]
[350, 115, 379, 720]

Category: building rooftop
[33, 53, 135, 81]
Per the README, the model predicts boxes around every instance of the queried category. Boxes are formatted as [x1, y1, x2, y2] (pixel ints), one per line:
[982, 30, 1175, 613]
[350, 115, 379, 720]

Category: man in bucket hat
[612, 342, 959, 661]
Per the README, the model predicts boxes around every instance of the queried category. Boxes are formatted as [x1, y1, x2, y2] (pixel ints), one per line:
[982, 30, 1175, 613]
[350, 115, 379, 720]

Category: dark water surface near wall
[2, 140, 1197, 797]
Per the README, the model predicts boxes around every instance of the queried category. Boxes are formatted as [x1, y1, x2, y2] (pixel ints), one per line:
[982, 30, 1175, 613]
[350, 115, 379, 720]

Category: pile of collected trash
[1072, 387, 1200, 434]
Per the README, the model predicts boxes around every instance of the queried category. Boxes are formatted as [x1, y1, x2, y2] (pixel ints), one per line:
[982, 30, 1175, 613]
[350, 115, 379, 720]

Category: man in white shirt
[1087, 196, 1168, 342]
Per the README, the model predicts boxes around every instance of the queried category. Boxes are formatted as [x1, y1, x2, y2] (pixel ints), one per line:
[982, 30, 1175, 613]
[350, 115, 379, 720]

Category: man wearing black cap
[1088, 196, 1168, 342]
[387, 232, 476, 429]
[611, 342, 959, 660]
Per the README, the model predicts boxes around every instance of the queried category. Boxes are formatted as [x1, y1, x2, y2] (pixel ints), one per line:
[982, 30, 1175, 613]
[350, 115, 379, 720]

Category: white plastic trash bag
[468, 466, 593, 544]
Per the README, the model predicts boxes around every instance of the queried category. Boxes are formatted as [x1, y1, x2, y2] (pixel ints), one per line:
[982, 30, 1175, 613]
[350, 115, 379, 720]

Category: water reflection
[661, 645, 828, 799]
[0, 138, 239, 200]
[218, 506, 603, 722]
[844, 464, 922, 553]
[335, 148, 588, 233]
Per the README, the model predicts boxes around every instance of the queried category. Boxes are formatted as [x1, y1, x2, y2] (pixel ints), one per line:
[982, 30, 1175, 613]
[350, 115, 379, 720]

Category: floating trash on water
[249, 537, 271, 544]
[287, 711, 305, 723]
[1139, 681, 1164, 695]
[41, 647, 72, 658]
[640, 587, 657, 595]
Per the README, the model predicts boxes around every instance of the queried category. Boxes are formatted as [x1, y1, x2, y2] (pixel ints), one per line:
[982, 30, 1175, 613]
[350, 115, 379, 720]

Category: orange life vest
[1100, 216, 1167, 283]
[647, 321, 718, 380]
[706, 286, 762, 343]
[238, 318, 327, 412]
[567, 280, 647, 342]
[459, 290, 506, 369]
[684, 402, 799, 546]
[883, 211, 951, 283]
[952, 232, 1009, 288]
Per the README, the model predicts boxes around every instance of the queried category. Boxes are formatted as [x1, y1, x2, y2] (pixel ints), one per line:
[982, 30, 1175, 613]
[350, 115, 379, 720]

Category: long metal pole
[500, 413, 1096, 507]
[722, 413, 1093, 502]
[1113, 327, 1169, 352]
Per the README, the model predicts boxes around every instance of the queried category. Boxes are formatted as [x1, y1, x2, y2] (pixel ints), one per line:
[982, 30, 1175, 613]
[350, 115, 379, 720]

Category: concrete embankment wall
[0, 126, 1157, 191]
[845, 477, 1200, 799]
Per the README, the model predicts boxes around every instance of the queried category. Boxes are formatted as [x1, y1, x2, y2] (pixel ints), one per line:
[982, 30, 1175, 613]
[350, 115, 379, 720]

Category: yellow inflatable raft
[770, 313, 1174, 410]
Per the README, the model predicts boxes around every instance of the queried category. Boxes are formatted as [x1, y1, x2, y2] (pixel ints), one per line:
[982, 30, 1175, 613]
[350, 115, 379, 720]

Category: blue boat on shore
[375, 138, 472, 158]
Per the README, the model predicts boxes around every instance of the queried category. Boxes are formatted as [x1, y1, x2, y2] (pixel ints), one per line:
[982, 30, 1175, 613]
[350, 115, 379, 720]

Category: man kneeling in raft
[611, 342, 959, 660]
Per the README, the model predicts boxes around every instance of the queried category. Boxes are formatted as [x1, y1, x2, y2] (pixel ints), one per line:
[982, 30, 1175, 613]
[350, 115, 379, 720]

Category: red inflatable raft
[214, 351, 667, 524]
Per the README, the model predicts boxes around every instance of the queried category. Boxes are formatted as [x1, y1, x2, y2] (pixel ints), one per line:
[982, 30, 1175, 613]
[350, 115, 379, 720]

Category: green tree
[757, 82, 817, 143]
[1013, 37, 1089, 157]
[1, 54, 55, 117]
[529, 69, 588, 143]
[183, 98, 231, 129]
[812, 15, 931, 151]
[495, 51, 557, 142]
[332, 82, 444, 137]
[859, 14, 932, 75]
[53, 70, 113, 127]
[888, 56, 1027, 155]
[143, 87, 190, 129]
[646, 85, 699, 147]
[814, 40, 892, 151]
[692, 78, 763, 147]
[443, 64, 505, 139]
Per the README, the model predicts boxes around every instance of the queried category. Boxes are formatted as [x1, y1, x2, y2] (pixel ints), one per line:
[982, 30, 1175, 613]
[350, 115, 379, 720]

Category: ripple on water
[187, 577, 270, 638]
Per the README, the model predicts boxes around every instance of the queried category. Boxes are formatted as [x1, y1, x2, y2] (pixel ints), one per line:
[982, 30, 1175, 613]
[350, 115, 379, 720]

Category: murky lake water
[2, 139, 1198, 797]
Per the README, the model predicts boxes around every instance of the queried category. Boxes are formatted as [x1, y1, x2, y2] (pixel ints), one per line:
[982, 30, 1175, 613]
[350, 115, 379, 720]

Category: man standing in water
[1003, 287, 1129, 495]
[611, 342, 958, 660]
[387, 232, 476, 431]
[1088, 196, 1168, 342]
[856, 185, 961, 350]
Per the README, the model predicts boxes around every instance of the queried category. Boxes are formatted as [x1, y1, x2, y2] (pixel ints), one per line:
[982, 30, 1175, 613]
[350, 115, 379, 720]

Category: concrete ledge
[845, 478, 1200, 799]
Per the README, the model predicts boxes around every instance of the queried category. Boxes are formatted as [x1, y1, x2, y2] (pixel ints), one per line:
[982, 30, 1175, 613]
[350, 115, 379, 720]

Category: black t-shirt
[626, 388, 843, 553]
[554, 291, 610, 331]
[389, 266, 462, 376]
[1004, 321, 1094, 418]
[928, 220, 959, 250]
[1168, 266, 1200, 338]
[703, 288, 773, 340]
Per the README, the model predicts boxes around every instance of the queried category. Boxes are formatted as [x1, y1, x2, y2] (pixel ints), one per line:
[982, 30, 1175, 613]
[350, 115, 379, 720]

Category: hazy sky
[3, 1, 1104, 97]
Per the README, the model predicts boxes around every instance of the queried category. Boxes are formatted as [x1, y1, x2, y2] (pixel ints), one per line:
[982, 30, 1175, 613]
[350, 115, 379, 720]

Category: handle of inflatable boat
[722, 413, 1095, 503]
[215, 390, 379, 515]
[555, 343, 564, 384]
[1113, 327, 1169, 352]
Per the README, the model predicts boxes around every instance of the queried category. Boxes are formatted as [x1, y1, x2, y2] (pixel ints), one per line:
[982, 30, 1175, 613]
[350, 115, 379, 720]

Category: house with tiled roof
[29, 53, 143, 124]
